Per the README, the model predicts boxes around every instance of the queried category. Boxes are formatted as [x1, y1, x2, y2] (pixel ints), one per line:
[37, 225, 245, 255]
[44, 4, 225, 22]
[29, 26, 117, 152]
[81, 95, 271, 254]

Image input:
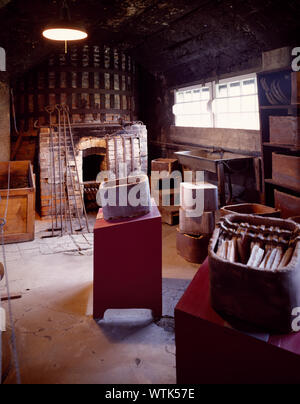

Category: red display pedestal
[175, 258, 300, 384]
[94, 204, 162, 320]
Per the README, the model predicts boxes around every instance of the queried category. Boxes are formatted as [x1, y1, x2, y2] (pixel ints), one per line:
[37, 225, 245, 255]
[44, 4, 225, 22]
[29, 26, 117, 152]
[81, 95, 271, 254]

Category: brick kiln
[12, 42, 148, 219]
[39, 123, 148, 218]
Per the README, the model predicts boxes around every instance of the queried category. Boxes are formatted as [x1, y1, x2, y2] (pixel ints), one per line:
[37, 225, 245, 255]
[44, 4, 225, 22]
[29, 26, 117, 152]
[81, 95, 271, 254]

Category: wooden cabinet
[0, 161, 35, 244]
[257, 69, 300, 215]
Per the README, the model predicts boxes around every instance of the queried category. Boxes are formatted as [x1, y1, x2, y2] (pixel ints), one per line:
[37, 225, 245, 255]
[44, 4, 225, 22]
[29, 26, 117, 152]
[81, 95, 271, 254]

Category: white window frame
[174, 73, 260, 130]
[174, 82, 213, 128]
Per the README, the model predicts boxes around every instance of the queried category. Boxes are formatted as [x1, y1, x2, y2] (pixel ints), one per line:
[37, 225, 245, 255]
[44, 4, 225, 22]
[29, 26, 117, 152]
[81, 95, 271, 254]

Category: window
[173, 84, 213, 128]
[173, 74, 260, 130]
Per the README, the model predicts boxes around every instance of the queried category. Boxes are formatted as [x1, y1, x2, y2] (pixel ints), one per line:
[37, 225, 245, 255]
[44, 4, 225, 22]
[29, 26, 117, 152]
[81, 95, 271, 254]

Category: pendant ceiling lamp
[43, 0, 88, 52]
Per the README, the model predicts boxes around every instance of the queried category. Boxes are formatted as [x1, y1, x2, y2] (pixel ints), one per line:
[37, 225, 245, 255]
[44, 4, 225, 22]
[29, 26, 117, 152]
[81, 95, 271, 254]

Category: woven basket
[208, 214, 300, 334]
[290, 216, 300, 225]
[220, 203, 280, 218]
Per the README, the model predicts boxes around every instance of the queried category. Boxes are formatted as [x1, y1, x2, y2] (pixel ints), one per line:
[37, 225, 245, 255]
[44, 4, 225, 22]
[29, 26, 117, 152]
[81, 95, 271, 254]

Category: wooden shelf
[263, 143, 300, 152]
[265, 179, 300, 194]
[260, 104, 299, 110]
[257, 67, 291, 76]
[259, 67, 300, 208]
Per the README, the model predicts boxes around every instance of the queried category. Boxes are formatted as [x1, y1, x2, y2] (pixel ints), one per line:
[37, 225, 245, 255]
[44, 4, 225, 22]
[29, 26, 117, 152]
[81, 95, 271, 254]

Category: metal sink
[175, 149, 253, 174]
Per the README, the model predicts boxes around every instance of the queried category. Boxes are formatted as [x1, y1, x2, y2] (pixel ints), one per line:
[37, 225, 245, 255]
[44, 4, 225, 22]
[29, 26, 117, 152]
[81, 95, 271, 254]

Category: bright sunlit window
[173, 74, 260, 130]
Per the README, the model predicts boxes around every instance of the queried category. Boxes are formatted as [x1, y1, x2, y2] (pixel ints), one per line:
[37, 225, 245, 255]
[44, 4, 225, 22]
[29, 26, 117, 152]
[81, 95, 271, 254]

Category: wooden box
[151, 158, 179, 174]
[275, 190, 300, 218]
[269, 116, 300, 146]
[0, 161, 35, 244]
[292, 72, 300, 105]
[179, 208, 215, 236]
[272, 153, 300, 192]
[176, 230, 210, 264]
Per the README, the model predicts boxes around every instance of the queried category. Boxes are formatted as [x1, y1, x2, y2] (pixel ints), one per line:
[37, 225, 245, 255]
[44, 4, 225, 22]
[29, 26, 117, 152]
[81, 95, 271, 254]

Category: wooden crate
[0, 161, 35, 244]
[275, 190, 300, 219]
[151, 158, 179, 174]
[269, 116, 300, 146]
[272, 153, 300, 192]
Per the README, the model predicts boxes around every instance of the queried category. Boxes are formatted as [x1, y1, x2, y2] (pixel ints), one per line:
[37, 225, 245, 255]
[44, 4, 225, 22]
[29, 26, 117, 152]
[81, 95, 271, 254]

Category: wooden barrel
[179, 208, 215, 236]
[176, 230, 211, 264]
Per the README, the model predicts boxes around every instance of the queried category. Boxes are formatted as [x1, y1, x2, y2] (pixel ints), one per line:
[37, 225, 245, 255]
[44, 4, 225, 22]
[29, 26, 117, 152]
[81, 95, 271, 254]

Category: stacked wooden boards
[177, 182, 218, 264]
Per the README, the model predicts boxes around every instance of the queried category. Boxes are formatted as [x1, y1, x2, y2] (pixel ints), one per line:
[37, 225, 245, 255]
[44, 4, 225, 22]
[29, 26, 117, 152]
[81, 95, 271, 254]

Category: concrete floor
[1, 214, 199, 384]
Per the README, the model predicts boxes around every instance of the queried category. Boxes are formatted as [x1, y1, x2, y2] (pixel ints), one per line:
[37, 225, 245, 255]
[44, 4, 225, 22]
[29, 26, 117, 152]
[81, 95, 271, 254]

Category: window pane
[185, 91, 193, 102]
[193, 89, 201, 101]
[229, 82, 241, 97]
[216, 112, 260, 130]
[241, 95, 256, 112]
[189, 102, 201, 114]
[242, 79, 256, 95]
[202, 88, 210, 100]
[214, 98, 228, 113]
[182, 102, 192, 114]
[174, 75, 259, 130]
[177, 92, 184, 103]
[217, 84, 227, 98]
[228, 97, 241, 113]
[201, 101, 209, 113]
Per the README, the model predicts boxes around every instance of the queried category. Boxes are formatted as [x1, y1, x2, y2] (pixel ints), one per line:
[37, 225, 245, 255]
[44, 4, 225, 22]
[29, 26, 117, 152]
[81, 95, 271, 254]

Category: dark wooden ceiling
[0, 0, 299, 86]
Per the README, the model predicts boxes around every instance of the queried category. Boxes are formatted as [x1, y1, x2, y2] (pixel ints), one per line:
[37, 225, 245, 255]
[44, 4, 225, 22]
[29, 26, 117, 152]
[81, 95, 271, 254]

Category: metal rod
[63, 109, 74, 235]
[50, 124, 58, 229]
[56, 105, 64, 236]
[46, 107, 55, 237]
[49, 133, 54, 237]
[46, 106, 59, 231]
